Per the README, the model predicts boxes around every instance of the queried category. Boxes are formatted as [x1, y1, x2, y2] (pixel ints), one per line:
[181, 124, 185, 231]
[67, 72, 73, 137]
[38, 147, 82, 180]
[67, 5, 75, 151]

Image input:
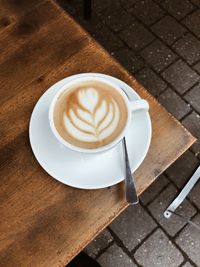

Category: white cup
[49, 76, 149, 153]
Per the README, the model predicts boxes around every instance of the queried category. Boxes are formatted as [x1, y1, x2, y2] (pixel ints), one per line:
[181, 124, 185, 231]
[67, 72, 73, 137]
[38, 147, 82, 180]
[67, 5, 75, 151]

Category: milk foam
[63, 87, 120, 142]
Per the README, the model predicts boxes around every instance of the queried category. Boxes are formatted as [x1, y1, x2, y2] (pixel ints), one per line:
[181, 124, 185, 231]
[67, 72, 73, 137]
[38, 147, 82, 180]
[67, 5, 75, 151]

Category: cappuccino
[53, 80, 128, 149]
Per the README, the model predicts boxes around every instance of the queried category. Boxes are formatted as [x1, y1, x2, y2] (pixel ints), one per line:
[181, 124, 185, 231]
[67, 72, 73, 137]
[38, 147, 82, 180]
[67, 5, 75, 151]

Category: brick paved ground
[57, 1, 200, 266]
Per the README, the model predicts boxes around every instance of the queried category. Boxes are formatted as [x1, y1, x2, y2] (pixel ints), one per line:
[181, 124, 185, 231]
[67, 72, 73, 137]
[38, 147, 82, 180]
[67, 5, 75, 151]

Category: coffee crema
[53, 80, 128, 149]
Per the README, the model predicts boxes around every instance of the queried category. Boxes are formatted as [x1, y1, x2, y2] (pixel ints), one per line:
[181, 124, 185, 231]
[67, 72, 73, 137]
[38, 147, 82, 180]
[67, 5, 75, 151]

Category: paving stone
[119, 21, 154, 51]
[120, 0, 139, 9]
[135, 67, 167, 96]
[141, 40, 177, 72]
[97, 243, 136, 267]
[151, 15, 186, 45]
[157, 88, 191, 120]
[140, 174, 169, 205]
[148, 184, 197, 236]
[182, 10, 200, 38]
[161, 0, 195, 20]
[165, 150, 199, 188]
[91, 21, 124, 53]
[176, 214, 200, 266]
[84, 229, 113, 258]
[182, 263, 194, 267]
[114, 48, 144, 74]
[173, 33, 200, 65]
[101, 3, 134, 32]
[189, 180, 200, 209]
[182, 112, 200, 138]
[161, 60, 199, 94]
[110, 204, 157, 251]
[184, 83, 200, 113]
[71, 14, 124, 53]
[182, 112, 200, 156]
[130, 0, 165, 26]
[134, 229, 184, 267]
[194, 62, 200, 74]
[93, 0, 117, 14]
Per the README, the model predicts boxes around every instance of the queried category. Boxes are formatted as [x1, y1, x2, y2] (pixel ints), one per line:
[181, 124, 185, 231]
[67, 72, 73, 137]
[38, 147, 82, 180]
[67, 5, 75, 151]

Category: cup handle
[130, 99, 149, 112]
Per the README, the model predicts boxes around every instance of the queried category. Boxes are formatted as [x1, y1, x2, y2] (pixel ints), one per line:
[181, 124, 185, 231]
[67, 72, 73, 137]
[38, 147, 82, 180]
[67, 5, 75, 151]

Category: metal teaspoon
[122, 137, 139, 204]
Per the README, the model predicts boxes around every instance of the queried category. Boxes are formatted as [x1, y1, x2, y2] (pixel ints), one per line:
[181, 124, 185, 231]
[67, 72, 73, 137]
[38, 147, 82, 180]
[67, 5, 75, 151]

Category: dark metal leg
[83, 0, 91, 20]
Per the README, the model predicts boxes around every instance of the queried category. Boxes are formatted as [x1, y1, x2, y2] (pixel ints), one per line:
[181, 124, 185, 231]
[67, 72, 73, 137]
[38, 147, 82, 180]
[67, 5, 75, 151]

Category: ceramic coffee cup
[49, 76, 149, 153]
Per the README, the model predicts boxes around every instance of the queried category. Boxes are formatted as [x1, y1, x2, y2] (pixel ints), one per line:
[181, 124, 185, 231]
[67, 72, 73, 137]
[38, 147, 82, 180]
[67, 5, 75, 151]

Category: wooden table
[0, 0, 195, 266]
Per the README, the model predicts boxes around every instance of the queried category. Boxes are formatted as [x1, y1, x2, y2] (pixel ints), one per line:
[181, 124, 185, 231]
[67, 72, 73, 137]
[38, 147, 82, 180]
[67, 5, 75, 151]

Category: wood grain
[0, 1, 195, 266]
[0, 0, 46, 33]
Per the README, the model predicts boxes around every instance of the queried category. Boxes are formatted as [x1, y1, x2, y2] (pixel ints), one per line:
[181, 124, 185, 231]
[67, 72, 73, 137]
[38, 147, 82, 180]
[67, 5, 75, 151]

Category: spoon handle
[122, 137, 139, 205]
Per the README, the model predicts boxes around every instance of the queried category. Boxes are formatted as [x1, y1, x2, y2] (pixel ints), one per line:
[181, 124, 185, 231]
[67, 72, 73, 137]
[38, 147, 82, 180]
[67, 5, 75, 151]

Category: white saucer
[29, 73, 152, 189]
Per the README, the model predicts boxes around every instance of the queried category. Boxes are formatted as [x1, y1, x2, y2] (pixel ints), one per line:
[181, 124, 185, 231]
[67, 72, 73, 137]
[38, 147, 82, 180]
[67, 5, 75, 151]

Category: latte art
[64, 87, 120, 142]
[53, 81, 128, 149]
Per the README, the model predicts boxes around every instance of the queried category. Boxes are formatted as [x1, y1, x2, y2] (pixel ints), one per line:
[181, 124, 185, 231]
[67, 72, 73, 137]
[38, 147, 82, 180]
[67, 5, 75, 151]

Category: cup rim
[49, 76, 131, 153]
